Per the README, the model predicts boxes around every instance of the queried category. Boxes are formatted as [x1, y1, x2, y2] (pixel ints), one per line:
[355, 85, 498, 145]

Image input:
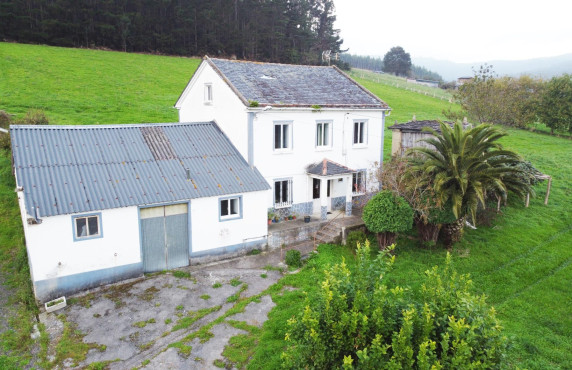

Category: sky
[333, 0, 572, 63]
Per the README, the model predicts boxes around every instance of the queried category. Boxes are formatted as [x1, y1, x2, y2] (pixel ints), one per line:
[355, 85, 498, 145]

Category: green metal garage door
[140, 203, 189, 272]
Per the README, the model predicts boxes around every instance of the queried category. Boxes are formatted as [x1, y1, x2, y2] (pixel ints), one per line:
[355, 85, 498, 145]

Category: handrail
[313, 210, 344, 251]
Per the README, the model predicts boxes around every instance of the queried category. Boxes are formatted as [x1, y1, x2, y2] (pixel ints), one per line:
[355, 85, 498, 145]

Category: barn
[10, 122, 269, 302]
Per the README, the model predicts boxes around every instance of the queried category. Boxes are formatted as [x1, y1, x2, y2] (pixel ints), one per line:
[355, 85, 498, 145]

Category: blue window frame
[72, 212, 103, 241]
[219, 196, 243, 221]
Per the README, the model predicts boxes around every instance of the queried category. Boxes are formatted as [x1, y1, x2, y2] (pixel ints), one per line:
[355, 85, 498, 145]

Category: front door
[312, 178, 332, 214]
[140, 203, 189, 272]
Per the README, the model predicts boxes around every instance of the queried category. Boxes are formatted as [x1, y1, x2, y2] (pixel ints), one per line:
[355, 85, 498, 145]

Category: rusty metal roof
[11, 122, 269, 217]
[206, 58, 390, 109]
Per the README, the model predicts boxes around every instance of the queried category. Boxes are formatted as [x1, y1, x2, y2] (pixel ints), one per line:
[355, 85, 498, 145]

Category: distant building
[406, 78, 440, 88]
[456, 76, 473, 87]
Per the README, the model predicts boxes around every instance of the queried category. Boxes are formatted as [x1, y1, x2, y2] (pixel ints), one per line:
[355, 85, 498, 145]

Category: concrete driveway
[40, 244, 312, 369]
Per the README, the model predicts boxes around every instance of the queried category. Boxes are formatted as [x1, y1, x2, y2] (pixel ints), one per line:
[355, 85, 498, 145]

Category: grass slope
[0, 42, 200, 125]
[0, 43, 570, 369]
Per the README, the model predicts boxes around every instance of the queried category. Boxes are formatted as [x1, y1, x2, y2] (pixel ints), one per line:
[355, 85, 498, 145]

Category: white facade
[176, 61, 388, 219]
[17, 187, 268, 302]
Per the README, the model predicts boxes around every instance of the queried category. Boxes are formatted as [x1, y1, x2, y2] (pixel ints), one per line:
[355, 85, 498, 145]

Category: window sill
[273, 149, 293, 154]
[352, 144, 368, 149]
[315, 146, 333, 152]
[220, 215, 242, 222]
[204, 101, 213, 106]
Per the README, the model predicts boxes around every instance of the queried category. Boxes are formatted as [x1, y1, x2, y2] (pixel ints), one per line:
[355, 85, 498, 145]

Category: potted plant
[304, 215, 311, 223]
[288, 215, 293, 220]
[45, 296, 67, 313]
[274, 215, 280, 223]
[268, 212, 274, 225]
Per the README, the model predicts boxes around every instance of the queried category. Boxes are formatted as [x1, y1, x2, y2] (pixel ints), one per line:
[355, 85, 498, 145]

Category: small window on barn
[219, 196, 242, 221]
[204, 83, 213, 104]
[72, 213, 102, 241]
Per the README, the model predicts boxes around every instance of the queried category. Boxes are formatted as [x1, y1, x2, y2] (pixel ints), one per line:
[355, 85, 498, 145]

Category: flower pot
[45, 296, 67, 313]
[304, 216, 311, 223]
[268, 219, 272, 225]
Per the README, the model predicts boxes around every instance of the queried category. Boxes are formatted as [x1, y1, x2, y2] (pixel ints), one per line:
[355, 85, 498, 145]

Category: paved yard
[39, 247, 307, 369]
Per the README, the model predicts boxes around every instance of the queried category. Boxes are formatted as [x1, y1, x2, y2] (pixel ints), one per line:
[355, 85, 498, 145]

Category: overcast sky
[333, 0, 572, 63]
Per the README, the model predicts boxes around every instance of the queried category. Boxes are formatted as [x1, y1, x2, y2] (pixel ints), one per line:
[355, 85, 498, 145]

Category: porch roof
[306, 159, 355, 177]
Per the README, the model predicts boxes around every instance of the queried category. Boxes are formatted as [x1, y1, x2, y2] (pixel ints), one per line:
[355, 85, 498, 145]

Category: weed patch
[200, 294, 210, 300]
[229, 278, 242, 287]
[132, 318, 156, 328]
[172, 306, 222, 331]
[138, 286, 159, 301]
[212, 282, 222, 288]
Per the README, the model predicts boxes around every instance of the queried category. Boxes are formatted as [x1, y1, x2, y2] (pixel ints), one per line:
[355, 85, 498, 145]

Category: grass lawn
[0, 43, 570, 369]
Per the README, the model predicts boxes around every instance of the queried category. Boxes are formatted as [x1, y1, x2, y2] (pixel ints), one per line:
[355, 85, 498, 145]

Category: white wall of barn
[17, 196, 141, 283]
[177, 63, 249, 160]
[189, 190, 268, 253]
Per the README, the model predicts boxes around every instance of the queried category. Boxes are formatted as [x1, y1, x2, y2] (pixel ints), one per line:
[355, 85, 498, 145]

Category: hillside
[0, 43, 570, 369]
[0, 42, 200, 125]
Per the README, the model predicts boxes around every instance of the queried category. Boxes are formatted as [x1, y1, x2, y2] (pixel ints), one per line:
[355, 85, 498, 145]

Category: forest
[0, 0, 343, 65]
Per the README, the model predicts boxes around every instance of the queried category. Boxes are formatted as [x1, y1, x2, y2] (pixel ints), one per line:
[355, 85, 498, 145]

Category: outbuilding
[11, 122, 269, 302]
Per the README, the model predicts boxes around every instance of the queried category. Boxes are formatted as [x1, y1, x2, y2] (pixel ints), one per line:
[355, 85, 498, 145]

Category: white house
[175, 57, 391, 220]
[10, 122, 269, 302]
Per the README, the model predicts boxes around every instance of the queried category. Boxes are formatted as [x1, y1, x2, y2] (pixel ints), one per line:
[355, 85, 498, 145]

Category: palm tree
[409, 121, 532, 230]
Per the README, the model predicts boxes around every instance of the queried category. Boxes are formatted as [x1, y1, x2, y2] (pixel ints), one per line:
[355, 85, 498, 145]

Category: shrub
[345, 230, 367, 252]
[362, 190, 413, 249]
[285, 250, 301, 268]
[17, 109, 49, 126]
[282, 241, 507, 369]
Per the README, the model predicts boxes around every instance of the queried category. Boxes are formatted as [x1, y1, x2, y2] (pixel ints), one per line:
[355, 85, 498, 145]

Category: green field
[0, 43, 571, 369]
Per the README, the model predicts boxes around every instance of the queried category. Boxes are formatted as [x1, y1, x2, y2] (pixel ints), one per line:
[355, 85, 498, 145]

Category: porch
[267, 209, 365, 250]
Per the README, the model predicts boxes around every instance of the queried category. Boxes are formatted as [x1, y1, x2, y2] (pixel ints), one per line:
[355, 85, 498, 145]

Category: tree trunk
[376, 231, 397, 251]
[440, 218, 465, 249]
[415, 218, 440, 246]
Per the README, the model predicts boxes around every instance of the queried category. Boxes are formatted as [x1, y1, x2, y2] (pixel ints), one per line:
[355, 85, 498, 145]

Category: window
[352, 171, 366, 195]
[353, 120, 367, 145]
[316, 121, 332, 147]
[274, 122, 291, 150]
[204, 83, 213, 104]
[73, 213, 102, 241]
[220, 196, 242, 221]
[274, 179, 292, 208]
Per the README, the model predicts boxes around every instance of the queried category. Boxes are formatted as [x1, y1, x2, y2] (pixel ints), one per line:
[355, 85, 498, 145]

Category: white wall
[253, 109, 385, 207]
[177, 63, 249, 160]
[190, 190, 268, 253]
[18, 193, 141, 282]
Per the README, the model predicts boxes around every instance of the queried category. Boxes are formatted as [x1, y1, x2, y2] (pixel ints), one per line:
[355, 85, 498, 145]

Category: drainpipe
[247, 112, 255, 168]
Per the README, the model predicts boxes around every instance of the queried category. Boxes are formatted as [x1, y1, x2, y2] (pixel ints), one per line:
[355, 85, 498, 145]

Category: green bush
[285, 250, 301, 268]
[362, 190, 413, 249]
[282, 241, 507, 369]
[346, 230, 367, 252]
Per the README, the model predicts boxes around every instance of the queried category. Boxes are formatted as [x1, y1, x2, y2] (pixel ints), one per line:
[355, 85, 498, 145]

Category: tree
[362, 190, 413, 249]
[537, 74, 572, 133]
[410, 122, 532, 231]
[382, 46, 411, 76]
[282, 242, 508, 369]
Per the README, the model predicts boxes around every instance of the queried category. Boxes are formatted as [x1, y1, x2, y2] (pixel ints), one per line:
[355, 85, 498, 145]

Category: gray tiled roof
[306, 159, 355, 176]
[11, 122, 269, 218]
[207, 58, 389, 108]
[388, 120, 455, 133]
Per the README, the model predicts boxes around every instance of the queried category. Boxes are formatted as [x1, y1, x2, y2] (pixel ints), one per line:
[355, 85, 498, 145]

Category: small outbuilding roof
[389, 120, 455, 133]
[11, 122, 269, 218]
[192, 57, 389, 109]
[306, 159, 355, 176]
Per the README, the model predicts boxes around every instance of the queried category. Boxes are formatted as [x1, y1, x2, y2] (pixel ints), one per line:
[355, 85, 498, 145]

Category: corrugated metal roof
[388, 120, 455, 133]
[306, 159, 355, 176]
[207, 58, 390, 109]
[11, 122, 270, 218]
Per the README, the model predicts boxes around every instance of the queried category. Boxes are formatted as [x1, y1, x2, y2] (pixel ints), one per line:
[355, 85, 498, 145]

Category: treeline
[341, 53, 443, 81]
[0, 0, 342, 64]
[446, 65, 572, 134]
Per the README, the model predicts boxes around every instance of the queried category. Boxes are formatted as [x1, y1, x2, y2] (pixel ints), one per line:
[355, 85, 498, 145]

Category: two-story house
[175, 57, 391, 221]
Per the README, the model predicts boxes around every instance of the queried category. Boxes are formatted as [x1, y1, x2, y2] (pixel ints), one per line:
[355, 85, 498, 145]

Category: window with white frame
[73, 213, 102, 240]
[352, 171, 366, 195]
[316, 121, 332, 147]
[204, 83, 213, 104]
[274, 179, 292, 208]
[220, 196, 241, 220]
[274, 122, 292, 150]
[353, 120, 367, 145]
